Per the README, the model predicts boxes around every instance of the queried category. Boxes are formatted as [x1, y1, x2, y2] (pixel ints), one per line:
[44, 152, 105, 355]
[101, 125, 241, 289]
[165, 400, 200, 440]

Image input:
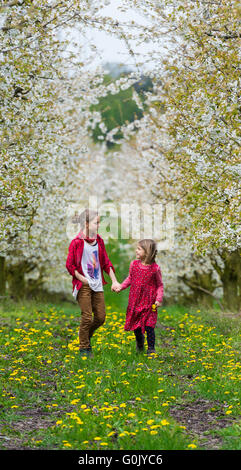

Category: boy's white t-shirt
[73, 240, 103, 300]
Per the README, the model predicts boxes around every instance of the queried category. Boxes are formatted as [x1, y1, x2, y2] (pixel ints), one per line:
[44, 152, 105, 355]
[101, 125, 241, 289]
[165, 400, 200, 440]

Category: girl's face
[136, 244, 146, 260]
[87, 215, 100, 236]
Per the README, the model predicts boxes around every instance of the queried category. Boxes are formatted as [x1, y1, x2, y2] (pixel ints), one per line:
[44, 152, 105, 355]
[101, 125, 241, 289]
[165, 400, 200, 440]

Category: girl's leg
[146, 326, 155, 352]
[134, 327, 144, 351]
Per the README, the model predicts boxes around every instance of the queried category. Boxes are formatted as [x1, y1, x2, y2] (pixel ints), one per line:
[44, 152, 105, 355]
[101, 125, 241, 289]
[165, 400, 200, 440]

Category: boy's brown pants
[77, 284, 106, 350]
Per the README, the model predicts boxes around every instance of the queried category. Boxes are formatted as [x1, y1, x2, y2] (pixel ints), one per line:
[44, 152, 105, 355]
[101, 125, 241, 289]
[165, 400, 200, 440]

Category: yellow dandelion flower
[63, 442, 72, 447]
[161, 419, 169, 426]
[70, 399, 80, 405]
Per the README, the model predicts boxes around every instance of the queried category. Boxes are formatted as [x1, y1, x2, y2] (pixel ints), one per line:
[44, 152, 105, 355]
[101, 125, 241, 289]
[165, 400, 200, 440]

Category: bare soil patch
[0, 406, 65, 449]
[169, 398, 235, 449]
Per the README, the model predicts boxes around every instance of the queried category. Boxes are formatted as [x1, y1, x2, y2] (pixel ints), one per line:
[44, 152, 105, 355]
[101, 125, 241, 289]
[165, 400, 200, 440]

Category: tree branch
[183, 279, 224, 311]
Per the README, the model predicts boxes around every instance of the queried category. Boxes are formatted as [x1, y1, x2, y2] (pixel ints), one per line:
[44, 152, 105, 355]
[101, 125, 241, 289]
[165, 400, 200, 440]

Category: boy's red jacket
[66, 232, 115, 293]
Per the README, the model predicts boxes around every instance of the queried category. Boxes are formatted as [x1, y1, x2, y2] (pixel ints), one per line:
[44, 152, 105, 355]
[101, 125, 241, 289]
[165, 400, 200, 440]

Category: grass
[0, 292, 240, 450]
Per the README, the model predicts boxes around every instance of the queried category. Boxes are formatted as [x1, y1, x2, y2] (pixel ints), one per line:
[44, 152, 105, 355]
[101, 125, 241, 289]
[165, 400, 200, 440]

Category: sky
[62, 0, 169, 74]
[84, 1, 155, 70]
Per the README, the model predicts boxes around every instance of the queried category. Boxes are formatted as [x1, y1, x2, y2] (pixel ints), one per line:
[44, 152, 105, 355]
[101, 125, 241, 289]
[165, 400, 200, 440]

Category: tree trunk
[218, 248, 241, 312]
[7, 263, 26, 300]
[25, 266, 45, 298]
[6, 260, 37, 300]
[0, 256, 6, 295]
[181, 270, 219, 309]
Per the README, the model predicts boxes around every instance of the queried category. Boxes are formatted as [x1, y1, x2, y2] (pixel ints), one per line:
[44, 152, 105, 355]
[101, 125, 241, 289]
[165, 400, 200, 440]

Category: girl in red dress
[114, 239, 164, 354]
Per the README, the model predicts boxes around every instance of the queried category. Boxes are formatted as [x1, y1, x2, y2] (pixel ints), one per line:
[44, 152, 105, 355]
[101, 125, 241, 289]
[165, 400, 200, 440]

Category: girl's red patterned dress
[120, 259, 164, 334]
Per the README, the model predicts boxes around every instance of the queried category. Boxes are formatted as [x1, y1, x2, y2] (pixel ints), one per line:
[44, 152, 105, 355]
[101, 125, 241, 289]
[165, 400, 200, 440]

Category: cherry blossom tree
[0, 1, 127, 296]
[114, 0, 241, 310]
[2, 0, 240, 310]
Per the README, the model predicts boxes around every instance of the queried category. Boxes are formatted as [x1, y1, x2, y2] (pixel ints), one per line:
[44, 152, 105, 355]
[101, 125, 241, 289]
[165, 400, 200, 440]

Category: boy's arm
[66, 240, 88, 285]
[109, 267, 121, 291]
[66, 240, 78, 277]
[101, 240, 119, 289]
[74, 270, 89, 285]
[109, 267, 118, 283]
[101, 240, 115, 274]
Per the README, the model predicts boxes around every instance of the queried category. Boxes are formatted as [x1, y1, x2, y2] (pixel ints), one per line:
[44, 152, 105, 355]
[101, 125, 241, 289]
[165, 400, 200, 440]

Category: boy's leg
[146, 326, 156, 352]
[77, 284, 93, 350]
[88, 290, 106, 341]
[134, 327, 144, 351]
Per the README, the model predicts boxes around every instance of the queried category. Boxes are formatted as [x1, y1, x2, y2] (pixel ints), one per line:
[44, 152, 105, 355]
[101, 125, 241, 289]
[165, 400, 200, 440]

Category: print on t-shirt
[87, 250, 99, 279]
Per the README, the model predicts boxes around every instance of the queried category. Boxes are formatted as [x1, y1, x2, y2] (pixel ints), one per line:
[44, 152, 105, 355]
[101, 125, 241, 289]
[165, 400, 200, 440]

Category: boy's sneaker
[87, 345, 93, 357]
[87, 336, 93, 355]
[79, 348, 93, 358]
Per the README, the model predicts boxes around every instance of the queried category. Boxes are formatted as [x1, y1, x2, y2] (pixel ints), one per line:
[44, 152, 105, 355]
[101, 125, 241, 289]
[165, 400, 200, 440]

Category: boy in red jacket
[66, 209, 119, 357]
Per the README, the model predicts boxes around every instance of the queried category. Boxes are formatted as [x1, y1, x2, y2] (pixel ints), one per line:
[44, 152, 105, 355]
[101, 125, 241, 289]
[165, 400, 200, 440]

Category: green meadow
[0, 289, 240, 450]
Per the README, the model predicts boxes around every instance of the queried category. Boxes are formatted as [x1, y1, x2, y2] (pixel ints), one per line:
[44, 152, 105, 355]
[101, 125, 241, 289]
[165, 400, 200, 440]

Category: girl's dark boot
[134, 328, 145, 352]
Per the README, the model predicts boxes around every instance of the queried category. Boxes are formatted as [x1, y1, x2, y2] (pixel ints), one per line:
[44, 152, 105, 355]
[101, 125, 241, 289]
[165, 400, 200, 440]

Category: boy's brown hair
[78, 209, 99, 230]
[138, 239, 158, 265]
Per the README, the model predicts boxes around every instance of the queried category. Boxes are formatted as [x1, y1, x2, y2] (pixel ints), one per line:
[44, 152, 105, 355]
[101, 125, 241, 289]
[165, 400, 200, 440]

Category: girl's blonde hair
[138, 239, 158, 265]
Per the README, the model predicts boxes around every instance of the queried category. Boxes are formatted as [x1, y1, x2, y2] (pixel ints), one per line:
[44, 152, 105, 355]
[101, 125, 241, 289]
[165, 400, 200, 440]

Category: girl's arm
[119, 261, 134, 291]
[155, 266, 164, 304]
[120, 276, 131, 290]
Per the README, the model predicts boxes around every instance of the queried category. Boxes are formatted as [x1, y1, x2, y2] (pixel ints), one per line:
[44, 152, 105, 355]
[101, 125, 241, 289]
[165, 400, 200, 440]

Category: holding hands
[111, 281, 122, 293]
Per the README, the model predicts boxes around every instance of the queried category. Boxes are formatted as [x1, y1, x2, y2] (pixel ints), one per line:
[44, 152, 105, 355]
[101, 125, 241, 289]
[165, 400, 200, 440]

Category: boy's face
[88, 216, 100, 236]
[136, 244, 145, 260]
